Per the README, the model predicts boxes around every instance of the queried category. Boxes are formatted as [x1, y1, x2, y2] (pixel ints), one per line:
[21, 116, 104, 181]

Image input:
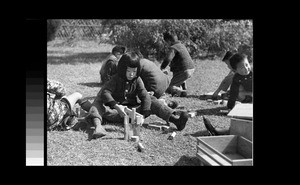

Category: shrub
[104, 19, 253, 62]
[47, 19, 61, 42]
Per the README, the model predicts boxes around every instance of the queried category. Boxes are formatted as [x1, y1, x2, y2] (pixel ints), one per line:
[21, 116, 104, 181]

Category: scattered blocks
[137, 142, 145, 152]
[167, 131, 176, 140]
[131, 136, 139, 142]
[188, 111, 196, 118]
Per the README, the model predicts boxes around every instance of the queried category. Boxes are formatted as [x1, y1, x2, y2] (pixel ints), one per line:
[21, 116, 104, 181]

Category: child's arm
[213, 71, 235, 98]
[227, 76, 240, 109]
[160, 48, 175, 70]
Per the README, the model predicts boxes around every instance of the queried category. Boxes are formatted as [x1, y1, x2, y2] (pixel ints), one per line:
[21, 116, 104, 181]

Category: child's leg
[167, 69, 194, 95]
[149, 96, 189, 131]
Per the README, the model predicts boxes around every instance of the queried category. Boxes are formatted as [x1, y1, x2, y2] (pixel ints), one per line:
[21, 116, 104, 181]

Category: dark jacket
[140, 59, 169, 98]
[99, 57, 151, 115]
[227, 71, 253, 109]
[99, 54, 118, 84]
[161, 41, 194, 73]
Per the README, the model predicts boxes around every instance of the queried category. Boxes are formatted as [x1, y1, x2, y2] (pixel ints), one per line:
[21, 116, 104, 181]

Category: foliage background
[49, 19, 253, 62]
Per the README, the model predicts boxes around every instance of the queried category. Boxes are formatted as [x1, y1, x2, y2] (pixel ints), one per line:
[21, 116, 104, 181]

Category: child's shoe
[170, 112, 189, 131]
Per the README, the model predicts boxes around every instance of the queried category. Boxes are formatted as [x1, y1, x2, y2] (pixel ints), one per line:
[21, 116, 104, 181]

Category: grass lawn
[47, 40, 232, 166]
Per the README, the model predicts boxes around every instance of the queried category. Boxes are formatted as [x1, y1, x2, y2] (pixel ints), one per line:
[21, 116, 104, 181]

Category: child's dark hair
[117, 51, 141, 80]
[222, 51, 235, 61]
[229, 53, 247, 70]
[163, 32, 178, 42]
[112, 45, 126, 54]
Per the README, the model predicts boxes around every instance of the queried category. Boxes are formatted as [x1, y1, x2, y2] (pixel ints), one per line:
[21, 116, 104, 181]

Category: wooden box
[230, 118, 252, 141]
[196, 135, 252, 166]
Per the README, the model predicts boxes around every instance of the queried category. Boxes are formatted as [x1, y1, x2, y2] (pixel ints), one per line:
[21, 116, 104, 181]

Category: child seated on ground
[227, 53, 253, 110]
[160, 32, 195, 97]
[99, 45, 126, 85]
[47, 79, 92, 130]
[86, 51, 189, 139]
[212, 50, 236, 100]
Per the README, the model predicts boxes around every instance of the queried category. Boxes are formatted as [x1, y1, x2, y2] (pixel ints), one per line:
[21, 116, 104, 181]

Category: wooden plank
[230, 118, 253, 141]
[196, 152, 220, 166]
[197, 135, 238, 154]
[197, 139, 232, 165]
[237, 136, 253, 159]
[197, 145, 231, 166]
[231, 159, 253, 166]
[227, 103, 253, 120]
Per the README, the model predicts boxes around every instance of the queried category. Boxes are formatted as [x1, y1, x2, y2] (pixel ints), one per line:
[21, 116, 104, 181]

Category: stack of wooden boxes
[196, 103, 253, 166]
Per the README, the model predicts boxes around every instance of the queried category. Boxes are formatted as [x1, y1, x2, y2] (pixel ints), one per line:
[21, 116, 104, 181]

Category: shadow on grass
[195, 106, 229, 116]
[47, 52, 110, 65]
[174, 155, 202, 166]
[184, 130, 210, 138]
[186, 94, 222, 100]
[78, 82, 102, 88]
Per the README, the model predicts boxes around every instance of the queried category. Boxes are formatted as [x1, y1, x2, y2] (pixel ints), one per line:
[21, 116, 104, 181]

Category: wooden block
[124, 115, 129, 140]
[207, 99, 213, 102]
[137, 142, 145, 152]
[167, 131, 176, 140]
[147, 124, 161, 130]
[188, 111, 196, 118]
[230, 118, 253, 141]
[161, 125, 170, 131]
[213, 100, 222, 105]
[131, 136, 139, 142]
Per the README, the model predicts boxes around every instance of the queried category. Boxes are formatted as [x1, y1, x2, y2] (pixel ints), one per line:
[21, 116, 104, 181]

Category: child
[47, 79, 92, 130]
[140, 58, 170, 99]
[212, 50, 236, 100]
[227, 53, 253, 110]
[160, 32, 195, 97]
[86, 51, 189, 139]
[99, 45, 126, 85]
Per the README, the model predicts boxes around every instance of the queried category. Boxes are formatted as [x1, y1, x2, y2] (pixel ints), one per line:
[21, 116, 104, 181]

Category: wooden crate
[230, 118, 252, 141]
[227, 103, 253, 120]
[196, 135, 252, 166]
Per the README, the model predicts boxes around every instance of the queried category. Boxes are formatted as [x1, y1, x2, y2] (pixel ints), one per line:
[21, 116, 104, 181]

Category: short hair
[222, 51, 235, 61]
[117, 51, 141, 79]
[163, 32, 177, 42]
[229, 53, 247, 70]
[112, 45, 126, 54]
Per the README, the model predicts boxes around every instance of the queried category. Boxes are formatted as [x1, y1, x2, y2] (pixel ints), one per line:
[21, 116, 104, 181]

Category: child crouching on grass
[47, 79, 92, 131]
[86, 51, 189, 139]
[227, 53, 253, 110]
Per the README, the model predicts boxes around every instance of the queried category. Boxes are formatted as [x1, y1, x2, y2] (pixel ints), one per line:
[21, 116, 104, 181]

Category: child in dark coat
[99, 45, 126, 85]
[86, 51, 189, 139]
[160, 32, 195, 97]
[212, 51, 236, 99]
[47, 79, 92, 130]
[227, 53, 253, 109]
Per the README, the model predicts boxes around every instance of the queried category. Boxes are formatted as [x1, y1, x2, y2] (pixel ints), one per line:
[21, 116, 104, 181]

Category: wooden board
[230, 118, 253, 141]
[196, 135, 253, 166]
[227, 103, 253, 120]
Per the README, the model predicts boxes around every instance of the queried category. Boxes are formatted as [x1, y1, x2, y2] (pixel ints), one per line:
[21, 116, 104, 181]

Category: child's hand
[114, 104, 127, 118]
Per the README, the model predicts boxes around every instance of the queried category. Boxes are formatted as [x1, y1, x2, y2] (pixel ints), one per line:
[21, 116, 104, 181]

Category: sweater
[161, 41, 194, 73]
[227, 71, 253, 109]
[139, 59, 169, 98]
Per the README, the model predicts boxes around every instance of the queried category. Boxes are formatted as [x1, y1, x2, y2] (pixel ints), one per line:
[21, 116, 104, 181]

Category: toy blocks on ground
[124, 107, 144, 141]
[196, 135, 253, 166]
